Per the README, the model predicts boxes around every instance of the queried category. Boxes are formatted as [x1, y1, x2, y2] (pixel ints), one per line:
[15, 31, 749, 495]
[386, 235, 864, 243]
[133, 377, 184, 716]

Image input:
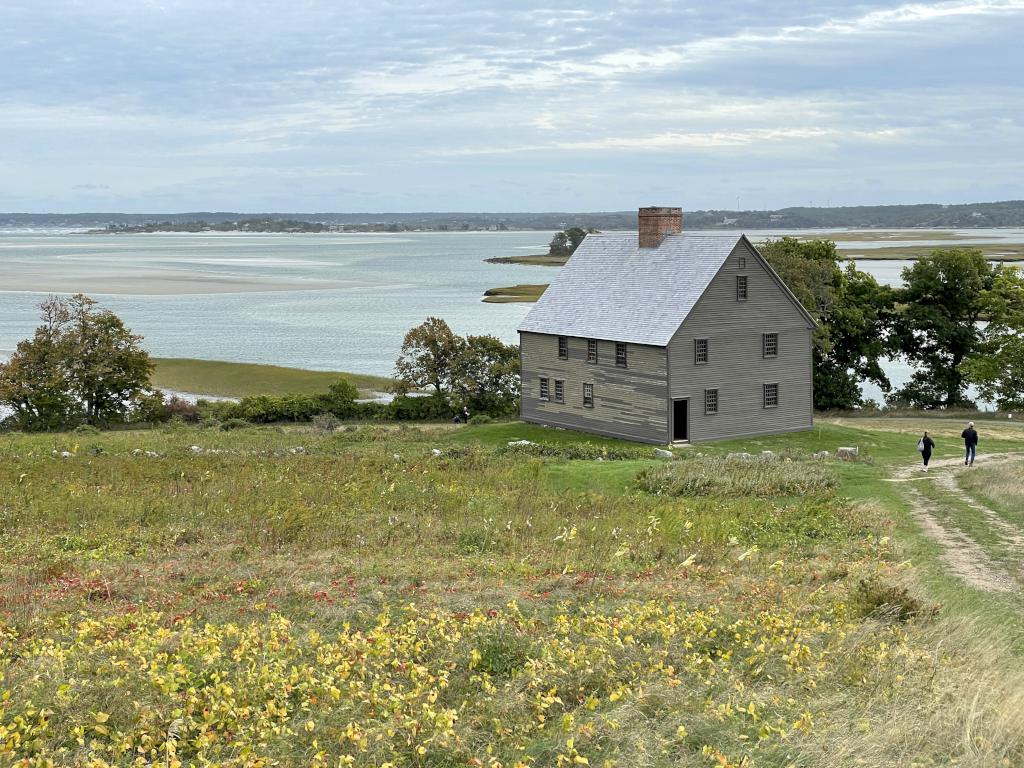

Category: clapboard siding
[520, 332, 669, 443]
[667, 241, 814, 441]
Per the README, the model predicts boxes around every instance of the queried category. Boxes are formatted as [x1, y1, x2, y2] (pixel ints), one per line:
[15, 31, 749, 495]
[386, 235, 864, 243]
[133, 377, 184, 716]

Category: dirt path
[889, 454, 1024, 593]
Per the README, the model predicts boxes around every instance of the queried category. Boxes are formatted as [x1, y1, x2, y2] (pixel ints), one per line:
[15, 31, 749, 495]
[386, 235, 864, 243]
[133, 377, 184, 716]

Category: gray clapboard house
[517, 206, 816, 444]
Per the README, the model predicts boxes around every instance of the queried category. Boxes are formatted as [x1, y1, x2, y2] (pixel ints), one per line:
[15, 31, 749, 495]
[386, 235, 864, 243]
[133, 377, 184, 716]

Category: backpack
[916, 438, 925, 452]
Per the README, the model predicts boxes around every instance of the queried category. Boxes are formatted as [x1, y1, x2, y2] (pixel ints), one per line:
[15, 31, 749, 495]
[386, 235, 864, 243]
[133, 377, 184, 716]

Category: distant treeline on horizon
[4, 199, 1024, 231]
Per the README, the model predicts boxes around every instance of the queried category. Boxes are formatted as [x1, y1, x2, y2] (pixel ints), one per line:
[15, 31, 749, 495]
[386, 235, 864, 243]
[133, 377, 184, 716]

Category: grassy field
[1, 418, 1023, 766]
[151, 358, 395, 398]
[481, 284, 549, 303]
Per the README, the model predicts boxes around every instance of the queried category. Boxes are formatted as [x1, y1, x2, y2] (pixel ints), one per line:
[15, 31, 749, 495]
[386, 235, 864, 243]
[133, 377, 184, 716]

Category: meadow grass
[1, 420, 1023, 766]
[957, 458, 1024, 527]
[151, 358, 394, 397]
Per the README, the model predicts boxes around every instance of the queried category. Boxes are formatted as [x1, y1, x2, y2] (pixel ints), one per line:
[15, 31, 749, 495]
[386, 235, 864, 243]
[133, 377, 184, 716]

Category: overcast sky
[2, 0, 1022, 212]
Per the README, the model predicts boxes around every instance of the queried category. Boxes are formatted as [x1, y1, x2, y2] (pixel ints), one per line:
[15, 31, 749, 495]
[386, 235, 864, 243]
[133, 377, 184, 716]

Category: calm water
[2, 228, 1021, 404]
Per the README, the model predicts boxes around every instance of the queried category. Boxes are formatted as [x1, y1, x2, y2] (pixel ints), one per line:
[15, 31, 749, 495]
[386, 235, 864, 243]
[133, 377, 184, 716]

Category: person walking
[917, 431, 935, 471]
[961, 421, 979, 466]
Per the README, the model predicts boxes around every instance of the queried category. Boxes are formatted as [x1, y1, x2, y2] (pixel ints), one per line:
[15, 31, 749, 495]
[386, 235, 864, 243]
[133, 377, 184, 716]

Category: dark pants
[922, 451, 932, 466]
[965, 444, 976, 465]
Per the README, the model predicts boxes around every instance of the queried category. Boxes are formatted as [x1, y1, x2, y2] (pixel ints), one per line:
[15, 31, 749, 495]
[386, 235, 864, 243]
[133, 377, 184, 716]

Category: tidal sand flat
[0, 263, 354, 295]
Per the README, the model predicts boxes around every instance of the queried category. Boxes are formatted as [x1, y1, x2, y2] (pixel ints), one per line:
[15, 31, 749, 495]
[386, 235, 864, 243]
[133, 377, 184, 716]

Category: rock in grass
[431, 448, 442, 456]
[653, 448, 674, 459]
[837, 446, 859, 459]
[507, 439, 534, 447]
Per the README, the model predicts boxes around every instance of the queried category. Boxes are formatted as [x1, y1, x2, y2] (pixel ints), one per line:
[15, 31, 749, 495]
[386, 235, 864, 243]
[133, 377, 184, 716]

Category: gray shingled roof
[517, 232, 743, 346]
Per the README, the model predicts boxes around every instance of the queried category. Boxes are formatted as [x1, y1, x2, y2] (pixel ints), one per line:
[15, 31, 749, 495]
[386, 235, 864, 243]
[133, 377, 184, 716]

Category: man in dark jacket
[961, 421, 979, 466]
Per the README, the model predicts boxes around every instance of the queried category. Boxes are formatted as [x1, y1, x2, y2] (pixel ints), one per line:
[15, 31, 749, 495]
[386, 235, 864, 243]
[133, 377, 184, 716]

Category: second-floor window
[554, 379, 564, 403]
[763, 332, 779, 358]
[587, 339, 598, 363]
[615, 342, 628, 368]
[557, 336, 568, 360]
[583, 383, 594, 407]
[736, 276, 748, 301]
[539, 377, 549, 400]
[695, 338, 708, 365]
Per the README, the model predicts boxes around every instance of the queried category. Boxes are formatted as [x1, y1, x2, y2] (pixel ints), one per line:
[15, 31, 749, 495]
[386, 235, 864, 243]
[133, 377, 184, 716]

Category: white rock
[726, 452, 753, 460]
[132, 448, 143, 456]
[761, 450, 775, 458]
[60, 451, 72, 459]
[431, 448, 442, 456]
[653, 448, 674, 459]
[189, 445, 203, 454]
[507, 439, 534, 447]
[837, 446, 859, 459]
[813, 450, 831, 459]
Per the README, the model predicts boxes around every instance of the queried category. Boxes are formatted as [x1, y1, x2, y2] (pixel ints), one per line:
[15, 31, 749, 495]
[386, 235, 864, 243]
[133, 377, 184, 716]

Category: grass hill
[1, 419, 1022, 765]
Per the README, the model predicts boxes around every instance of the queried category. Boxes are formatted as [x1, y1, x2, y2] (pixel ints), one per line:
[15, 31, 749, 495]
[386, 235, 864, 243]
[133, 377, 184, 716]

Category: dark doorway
[672, 399, 688, 442]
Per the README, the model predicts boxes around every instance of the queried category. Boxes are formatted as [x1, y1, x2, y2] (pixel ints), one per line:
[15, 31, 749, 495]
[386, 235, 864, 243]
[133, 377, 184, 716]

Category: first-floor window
[557, 336, 568, 360]
[615, 342, 628, 367]
[539, 377, 549, 400]
[704, 388, 718, 415]
[583, 383, 594, 407]
[763, 383, 779, 408]
[554, 379, 565, 403]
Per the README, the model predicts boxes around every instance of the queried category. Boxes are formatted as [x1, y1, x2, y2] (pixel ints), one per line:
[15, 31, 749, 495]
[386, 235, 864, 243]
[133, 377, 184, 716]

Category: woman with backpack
[917, 431, 935, 472]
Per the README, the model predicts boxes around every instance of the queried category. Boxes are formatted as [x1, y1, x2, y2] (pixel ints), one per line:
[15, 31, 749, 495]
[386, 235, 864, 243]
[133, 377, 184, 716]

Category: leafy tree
[759, 238, 894, 409]
[960, 267, 1024, 409]
[0, 294, 156, 429]
[452, 334, 520, 416]
[394, 317, 464, 396]
[889, 249, 997, 408]
[548, 227, 596, 258]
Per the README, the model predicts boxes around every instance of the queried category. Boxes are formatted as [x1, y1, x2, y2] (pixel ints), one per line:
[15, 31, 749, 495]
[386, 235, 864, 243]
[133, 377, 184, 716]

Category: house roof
[517, 232, 750, 346]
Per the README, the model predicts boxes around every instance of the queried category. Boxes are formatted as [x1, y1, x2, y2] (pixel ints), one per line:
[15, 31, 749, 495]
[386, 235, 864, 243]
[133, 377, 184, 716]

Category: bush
[73, 423, 101, 435]
[220, 418, 250, 431]
[311, 413, 341, 433]
[388, 393, 454, 421]
[499, 442, 650, 461]
[852, 575, 939, 623]
[636, 456, 839, 497]
[468, 414, 494, 425]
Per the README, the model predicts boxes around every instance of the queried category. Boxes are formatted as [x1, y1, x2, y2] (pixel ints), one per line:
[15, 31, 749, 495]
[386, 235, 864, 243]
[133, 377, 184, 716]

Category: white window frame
[554, 379, 565, 403]
[583, 383, 594, 408]
[763, 383, 779, 409]
[586, 339, 598, 364]
[539, 377, 549, 400]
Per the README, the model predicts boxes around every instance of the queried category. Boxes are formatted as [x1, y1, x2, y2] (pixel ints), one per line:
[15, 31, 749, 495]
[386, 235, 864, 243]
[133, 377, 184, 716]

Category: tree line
[761, 239, 1024, 410]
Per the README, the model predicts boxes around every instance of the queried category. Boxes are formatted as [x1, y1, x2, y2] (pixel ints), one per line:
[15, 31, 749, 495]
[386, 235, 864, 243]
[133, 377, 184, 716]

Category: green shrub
[220, 418, 250, 431]
[852, 575, 939, 623]
[73, 423, 101, 435]
[500, 442, 650, 461]
[468, 414, 494, 425]
[388, 393, 454, 421]
[636, 456, 839, 497]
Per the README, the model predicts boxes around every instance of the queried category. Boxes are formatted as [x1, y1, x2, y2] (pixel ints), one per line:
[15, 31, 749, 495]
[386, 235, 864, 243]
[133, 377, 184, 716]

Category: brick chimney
[638, 206, 682, 248]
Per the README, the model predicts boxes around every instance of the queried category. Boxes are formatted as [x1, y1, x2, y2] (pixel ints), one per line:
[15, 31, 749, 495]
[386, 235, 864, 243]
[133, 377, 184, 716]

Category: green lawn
[151, 357, 394, 397]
